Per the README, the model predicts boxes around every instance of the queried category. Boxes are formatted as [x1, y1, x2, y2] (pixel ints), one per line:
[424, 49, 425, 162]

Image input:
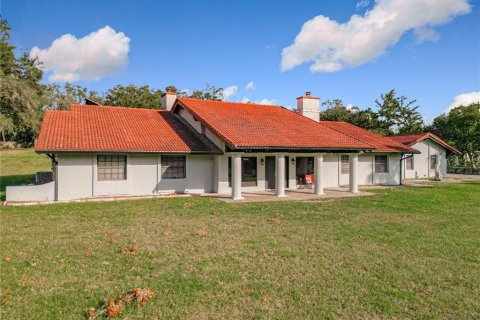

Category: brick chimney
[161, 87, 177, 111]
[297, 91, 320, 122]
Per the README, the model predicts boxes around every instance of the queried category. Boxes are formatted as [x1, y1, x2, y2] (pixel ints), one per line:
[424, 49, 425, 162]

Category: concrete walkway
[204, 187, 381, 203]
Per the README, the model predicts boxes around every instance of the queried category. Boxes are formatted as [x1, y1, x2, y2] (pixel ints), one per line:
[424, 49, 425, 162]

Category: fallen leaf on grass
[3, 256, 11, 261]
[1, 289, 10, 305]
[22, 279, 32, 287]
[193, 230, 208, 237]
[88, 288, 155, 319]
[163, 223, 171, 229]
[269, 214, 283, 223]
[212, 211, 221, 216]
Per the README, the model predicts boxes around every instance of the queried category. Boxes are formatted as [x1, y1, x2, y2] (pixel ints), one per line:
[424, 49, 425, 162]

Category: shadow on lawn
[0, 174, 36, 201]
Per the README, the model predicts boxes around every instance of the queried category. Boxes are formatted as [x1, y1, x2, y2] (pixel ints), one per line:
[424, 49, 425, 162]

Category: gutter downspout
[47, 154, 58, 201]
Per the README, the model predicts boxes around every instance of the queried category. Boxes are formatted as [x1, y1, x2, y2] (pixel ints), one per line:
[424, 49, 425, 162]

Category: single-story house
[389, 133, 460, 179]
[6, 90, 455, 202]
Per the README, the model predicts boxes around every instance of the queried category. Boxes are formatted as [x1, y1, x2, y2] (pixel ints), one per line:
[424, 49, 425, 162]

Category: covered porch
[220, 152, 362, 200]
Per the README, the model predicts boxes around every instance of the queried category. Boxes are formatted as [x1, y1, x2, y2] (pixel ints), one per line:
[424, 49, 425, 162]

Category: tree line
[1, 17, 478, 167]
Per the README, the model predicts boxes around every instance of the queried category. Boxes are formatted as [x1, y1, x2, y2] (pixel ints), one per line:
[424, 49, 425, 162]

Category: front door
[265, 156, 276, 189]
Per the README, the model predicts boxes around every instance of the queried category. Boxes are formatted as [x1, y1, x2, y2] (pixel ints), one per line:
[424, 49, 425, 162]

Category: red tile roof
[35, 104, 221, 153]
[174, 98, 374, 151]
[320, 121, 419, 153]
[389, 133, 461, 154]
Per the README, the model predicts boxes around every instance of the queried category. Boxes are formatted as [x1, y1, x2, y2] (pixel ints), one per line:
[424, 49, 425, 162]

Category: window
[341, 155, 350, 174]
[406, 156, 414, 170]
[430, 155, 437, 169]
[296, 157, 314, 185]
[97, 155, 127, 181]
[375, 155, 389, 173]
[242, 157, 257, 187]
[161, 155, 186, 179]
[228, 157, 258, 187]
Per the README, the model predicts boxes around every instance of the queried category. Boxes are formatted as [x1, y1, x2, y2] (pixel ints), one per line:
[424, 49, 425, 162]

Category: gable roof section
[320, 121, 420, 153]
[389, 133, 461, 154]
[174, 98, 374, 151]
[35, 104, 221, 154]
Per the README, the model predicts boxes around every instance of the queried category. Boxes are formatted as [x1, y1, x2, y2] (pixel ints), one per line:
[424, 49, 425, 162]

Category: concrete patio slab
[203, 187, 382, 203]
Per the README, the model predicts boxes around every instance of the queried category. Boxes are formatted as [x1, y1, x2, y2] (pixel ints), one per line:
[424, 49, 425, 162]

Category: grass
[0, 149, 51, 200]
[1, 150, 479, 319]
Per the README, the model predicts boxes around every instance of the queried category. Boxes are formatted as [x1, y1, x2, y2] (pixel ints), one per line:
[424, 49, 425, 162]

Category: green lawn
[0, 149, 51, 200]
[0, 151, 479, 319]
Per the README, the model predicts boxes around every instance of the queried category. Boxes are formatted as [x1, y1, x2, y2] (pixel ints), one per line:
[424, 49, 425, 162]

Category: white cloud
[245, 81, 255, 90]
[414, 27, 440, 43]
[222, 85, 239, 101]
[30, 26, 130, 82]
[446, 92, 480, 112]
[239, 97, 277, 105]
[256, 98, 276, 105]
[281, 0, 471, 73]
[356, 0, 370, 10]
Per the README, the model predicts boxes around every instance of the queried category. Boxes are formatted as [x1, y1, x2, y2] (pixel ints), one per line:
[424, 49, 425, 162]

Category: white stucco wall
[54, 153, 214, 200]
[403, 139, 447, 180]
[373, 153, 400, 185]
[57, 154, 94, 200]
[6, 182, 55, 202]
[323, 154, 339, 187]
[47, 150, 404, 202]
[178, 108, 202, 133]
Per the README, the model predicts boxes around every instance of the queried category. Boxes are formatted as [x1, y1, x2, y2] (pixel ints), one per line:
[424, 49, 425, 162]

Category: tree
[429, 103, 480, 168]
[103, 84, 163, 109]
[43, 83, 104, 110]
[179, 84, 223, 101]
[375, 89, 424, 135]
[0, 16, 44, 145]
[320, 99, 385, 133]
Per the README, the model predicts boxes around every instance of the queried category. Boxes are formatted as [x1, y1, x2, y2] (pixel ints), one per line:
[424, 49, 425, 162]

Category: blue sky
[3, 0, 480, 120]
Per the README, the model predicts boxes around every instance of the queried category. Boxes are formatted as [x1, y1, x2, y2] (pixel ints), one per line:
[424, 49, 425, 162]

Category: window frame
[97, 154, 127, 181]
[341, 155, 350, 174]
[406, 156, 414, 170]
[375, 155, 389, 173]
[161, 155, 186, 179]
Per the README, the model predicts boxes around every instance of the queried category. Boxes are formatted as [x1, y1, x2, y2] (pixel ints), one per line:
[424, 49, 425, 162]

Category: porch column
[314, 154, 324, 195]
[349, 153, 359, 193]
[232, 153, 243, 200]
[276, 154, 286, 197]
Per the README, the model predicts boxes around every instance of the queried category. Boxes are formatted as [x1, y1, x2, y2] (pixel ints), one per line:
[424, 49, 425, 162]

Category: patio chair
[305, 174, 314, 189]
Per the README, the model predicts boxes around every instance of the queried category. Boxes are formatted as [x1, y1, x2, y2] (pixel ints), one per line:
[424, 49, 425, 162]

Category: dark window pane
[97, 155, 127, 181]
[241, 157, 257, 187]
[375, 155, 388, 173]
[296, 157, 314, 185]
[406, 156, 414, 170]
[161, 155, 186, 179]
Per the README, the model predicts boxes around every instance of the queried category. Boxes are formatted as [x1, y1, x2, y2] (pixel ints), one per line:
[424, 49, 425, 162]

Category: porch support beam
[232, 153, 243, 200]
[314, 153, 324, 195]
[349, 153, 359, 193]
[276, 154, 286, 197]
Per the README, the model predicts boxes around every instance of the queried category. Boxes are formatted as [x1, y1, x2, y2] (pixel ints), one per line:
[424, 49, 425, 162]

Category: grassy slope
[0, 150, 479, 319]
[0, 149, 51, 200]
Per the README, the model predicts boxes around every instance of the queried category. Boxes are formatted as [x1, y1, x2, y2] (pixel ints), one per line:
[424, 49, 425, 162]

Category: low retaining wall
[6, 182, 55, 202]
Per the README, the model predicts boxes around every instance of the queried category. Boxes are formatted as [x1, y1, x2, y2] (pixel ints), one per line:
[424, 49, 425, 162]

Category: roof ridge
[177, 97, 283, 108]
[70, 104, 164, 111]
